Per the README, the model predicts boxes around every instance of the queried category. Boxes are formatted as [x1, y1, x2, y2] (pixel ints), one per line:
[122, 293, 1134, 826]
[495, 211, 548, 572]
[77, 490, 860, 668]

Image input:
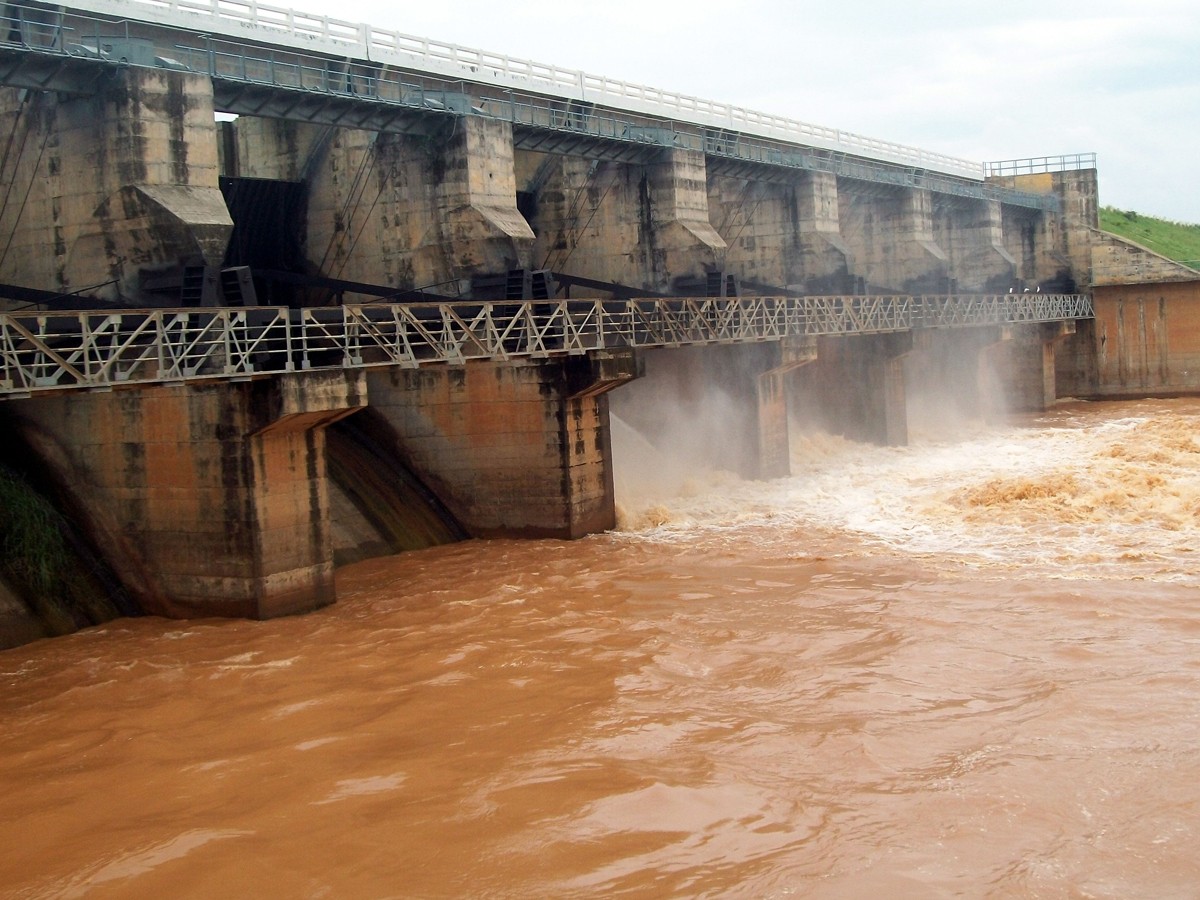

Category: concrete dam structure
[0, 0, 1197, 645]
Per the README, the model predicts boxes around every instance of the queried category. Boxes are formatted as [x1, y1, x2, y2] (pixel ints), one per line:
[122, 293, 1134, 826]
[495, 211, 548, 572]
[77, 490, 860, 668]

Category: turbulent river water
[2, 398, 1199, 898]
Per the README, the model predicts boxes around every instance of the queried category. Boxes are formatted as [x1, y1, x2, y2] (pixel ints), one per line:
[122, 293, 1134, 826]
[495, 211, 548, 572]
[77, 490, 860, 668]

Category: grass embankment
[1099, 207, 1200, 270]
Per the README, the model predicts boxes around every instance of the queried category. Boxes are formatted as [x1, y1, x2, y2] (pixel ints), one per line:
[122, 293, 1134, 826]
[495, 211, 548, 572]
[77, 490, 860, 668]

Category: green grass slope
[1099, 207, 1200, 269]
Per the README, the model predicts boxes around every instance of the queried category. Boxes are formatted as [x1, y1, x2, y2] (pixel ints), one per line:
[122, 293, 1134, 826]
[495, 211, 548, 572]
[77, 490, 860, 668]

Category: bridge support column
[757, 338, 819, 477]
[982, 321, 1076, 413]
[935, 198, 1017, 292]
[610, 341, 811, 480]
[12, 372, 365, 619]
[803, 333, 913, 445]
[839, 184, 948, 293]
[0, 68, 231, 304]
[366, 352, 640, 538]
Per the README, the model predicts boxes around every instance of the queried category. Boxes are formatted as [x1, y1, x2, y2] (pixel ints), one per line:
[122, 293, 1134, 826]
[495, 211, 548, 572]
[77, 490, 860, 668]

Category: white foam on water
[612, 401, 1200, 583]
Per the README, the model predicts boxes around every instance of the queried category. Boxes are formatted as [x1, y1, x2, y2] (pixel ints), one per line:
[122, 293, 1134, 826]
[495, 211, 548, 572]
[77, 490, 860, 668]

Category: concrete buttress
[364, 352, 639, 538]
[10, 371, 366, 619]
[0, 69, 231, 303]
[934, 198, 1017, 292]
[839, 184, 949, 294]
[518, 148, 724, 293]
[233, 116, 534, 293]
[708, 169, 853, 294]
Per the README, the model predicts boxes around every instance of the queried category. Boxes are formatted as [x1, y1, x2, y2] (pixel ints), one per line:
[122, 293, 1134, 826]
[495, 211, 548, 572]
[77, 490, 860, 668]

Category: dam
[0, 0, 1198, 645]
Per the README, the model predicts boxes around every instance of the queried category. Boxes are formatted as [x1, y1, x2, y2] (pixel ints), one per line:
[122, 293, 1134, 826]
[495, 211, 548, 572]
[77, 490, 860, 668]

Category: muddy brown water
[3, 399, 1199, 898]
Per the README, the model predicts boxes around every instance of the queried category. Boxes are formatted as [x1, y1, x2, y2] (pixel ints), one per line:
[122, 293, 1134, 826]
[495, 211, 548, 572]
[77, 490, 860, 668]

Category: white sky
[319, 0, 1198, 222]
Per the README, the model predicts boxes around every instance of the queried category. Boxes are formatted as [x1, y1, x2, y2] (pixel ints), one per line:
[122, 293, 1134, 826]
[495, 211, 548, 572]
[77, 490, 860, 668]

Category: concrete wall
[1059, 280, 1200, 397]
[1090, 230, 1200, 287]
[0, 69, 230, 303]
[365, 353, 636, 538]
[9, 372, 364, 619]
[991, 169, 1099, 291]
[933, 198, 1017, 292]
[837, 185, 949, 293]
[235, 115, 533, 294]
[517, 148, 724, 293]
[706, 170, 852, 294]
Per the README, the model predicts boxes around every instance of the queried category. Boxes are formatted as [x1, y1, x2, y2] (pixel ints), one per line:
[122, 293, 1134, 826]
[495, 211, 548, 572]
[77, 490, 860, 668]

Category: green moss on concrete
[0, 464, 123, 639]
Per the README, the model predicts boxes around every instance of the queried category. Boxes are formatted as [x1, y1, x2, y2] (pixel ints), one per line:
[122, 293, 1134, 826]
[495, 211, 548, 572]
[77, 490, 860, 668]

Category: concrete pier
[837, 185, 949, 293]
[365, 352, 638, 539]
[11, 372, 364, 618]
[0, 68, 230, 303]
[517, 148, 725, 293]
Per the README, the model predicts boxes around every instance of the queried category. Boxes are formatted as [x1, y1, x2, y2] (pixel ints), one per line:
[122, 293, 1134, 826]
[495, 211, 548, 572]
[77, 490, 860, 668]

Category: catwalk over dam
[0, 0, 1198, 646]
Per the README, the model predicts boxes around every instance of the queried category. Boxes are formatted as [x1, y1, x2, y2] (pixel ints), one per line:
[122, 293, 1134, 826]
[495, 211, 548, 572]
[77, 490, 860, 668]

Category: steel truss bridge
[0, 294, 1093, 399]
[0, 0, 1066, 210]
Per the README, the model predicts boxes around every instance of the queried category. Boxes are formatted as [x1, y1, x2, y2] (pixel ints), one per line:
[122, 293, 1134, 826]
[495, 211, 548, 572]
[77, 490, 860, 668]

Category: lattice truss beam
[0, 295, 1093, 397]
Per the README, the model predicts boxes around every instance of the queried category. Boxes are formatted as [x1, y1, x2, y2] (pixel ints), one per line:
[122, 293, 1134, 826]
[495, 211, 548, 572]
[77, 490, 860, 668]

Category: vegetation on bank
[0, 464, 125, 637]
[1099, 207, 1200, 270]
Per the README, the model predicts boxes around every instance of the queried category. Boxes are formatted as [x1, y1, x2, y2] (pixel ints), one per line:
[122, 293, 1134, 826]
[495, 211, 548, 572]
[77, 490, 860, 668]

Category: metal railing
[34, 0, 989, 180]
[0, 294, 1093, 398]
[0, 3, 1061, 207]
[985, 154, 1098, 177]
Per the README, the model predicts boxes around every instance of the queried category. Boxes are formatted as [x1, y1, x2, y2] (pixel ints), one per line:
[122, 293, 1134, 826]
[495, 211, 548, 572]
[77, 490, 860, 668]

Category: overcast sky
[321, 0, 1197, 222]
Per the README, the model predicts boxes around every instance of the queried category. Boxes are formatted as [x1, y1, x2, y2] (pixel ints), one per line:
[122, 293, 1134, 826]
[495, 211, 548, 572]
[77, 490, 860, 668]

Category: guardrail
[0, 3, 1061, 207]
[0, 294, 1093, 398]
[985, 154, 1098, 177]
[41, 0, 987, 179]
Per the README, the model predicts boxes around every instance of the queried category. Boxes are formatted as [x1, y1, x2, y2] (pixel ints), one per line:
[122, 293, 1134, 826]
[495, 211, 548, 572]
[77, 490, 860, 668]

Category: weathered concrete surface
[9, 372, 365, 619]
[0, 68, 230, 303]
[991, 169, 1097, 291]
[838, 185, 949, 293]
[933, 197, 1017, 292]
[234, 115, 533, 293]
[1090, 231, 1200, 287]
[707, 170, 852, 294]
[365, 354, 637, 538]
[1059, 280, 1200, 397]
[793, 333, 913, 445]
[517, 148, 724, 293]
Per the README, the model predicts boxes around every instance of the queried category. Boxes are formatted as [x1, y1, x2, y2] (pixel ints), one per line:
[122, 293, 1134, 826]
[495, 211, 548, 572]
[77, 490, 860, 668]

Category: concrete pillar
[365, 351, 639, 538]
[804, 332, 913, 445]
[756, 337, 819, 477]
[707, 170, 852, 294]
[234, 115, 534, 294]
[934, 197, 1017, 292]
[981, 322, 1076, 413]
[609, 341, 809, 480]
[991, 167, 1098, 292]
[11, 371, 365, 619]
[793, 171, 854, 293]
[646, 148, 727, 287]
[518, 148, 724, 294]
[0, 69, 231, 303]
[839, 183, 948, 293]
